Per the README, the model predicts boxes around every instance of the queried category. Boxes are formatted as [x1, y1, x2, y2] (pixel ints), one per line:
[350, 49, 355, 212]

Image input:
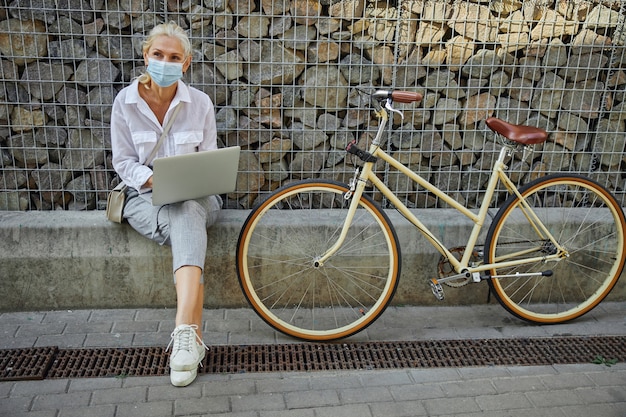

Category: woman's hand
[142, 175, 154, 189]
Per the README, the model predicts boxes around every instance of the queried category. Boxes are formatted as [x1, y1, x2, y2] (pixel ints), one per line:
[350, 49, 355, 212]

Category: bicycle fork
[312, 167, 370, 268]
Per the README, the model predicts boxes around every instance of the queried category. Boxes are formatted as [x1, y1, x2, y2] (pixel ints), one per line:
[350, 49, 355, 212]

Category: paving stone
[313, 403, 373, 417]
[474, 392, 533, 411]
[338, 386, 394, 404]
[90, 386, 147, 406]
[422, 396, 481, 415]
[256, 375, 310, 393]
[284, 389, 340, 409]
[57, 405, 115, 417]
[31, 391, 91, 411]
[174, 396, 232, 415]
[231, 392, 287, 412]
[10, 379, 69, 397]
[116, 401, 173, 417]
[369, 400, 429, 417]
[0, 304, 624, 417]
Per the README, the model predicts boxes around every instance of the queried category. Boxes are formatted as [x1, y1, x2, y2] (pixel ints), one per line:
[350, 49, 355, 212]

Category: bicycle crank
[438, 247, 481, 288]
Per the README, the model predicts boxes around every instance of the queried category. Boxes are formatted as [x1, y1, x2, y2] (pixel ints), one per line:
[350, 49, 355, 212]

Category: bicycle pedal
[429, 279, 445, 301]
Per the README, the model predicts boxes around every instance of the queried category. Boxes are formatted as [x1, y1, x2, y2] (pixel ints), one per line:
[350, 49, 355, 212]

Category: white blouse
[111, 79, 218, 193]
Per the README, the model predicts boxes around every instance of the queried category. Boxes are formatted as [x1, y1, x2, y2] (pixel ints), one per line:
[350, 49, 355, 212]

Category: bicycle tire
[484, 173, 626, 323]
[236, 179, 401, 341]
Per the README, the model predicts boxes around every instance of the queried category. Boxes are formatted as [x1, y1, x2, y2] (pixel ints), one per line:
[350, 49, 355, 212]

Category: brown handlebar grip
[391, 91, 423, 103]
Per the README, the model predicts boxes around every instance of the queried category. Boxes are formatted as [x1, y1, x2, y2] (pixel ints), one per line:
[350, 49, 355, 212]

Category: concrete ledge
[1, 210, 624, 311]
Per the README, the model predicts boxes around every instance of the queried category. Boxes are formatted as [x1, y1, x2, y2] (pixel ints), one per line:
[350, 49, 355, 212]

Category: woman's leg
[174, 265, 204, 339]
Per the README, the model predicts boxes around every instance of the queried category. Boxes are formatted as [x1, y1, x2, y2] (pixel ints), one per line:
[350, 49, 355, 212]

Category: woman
[111, 22, 220, 387]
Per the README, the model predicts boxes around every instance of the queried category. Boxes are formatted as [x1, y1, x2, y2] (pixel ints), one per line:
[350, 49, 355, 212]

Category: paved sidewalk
[1, 302, 625, 416]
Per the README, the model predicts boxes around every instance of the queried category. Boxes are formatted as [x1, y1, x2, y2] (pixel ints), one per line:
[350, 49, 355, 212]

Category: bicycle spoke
[236, 180, 400, 340]
[486, 174, 625, 323]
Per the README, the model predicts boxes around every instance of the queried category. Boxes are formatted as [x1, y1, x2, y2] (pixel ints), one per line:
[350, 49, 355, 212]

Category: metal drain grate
[1, 336, 624, 381]
[0, 347, 58, 381]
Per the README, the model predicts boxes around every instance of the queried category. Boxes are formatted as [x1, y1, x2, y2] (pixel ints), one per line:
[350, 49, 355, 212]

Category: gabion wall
[0, 0, 625, 211]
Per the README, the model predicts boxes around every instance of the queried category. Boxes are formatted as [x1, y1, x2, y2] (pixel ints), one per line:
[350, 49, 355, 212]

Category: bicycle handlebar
[372, 90, 423, 104]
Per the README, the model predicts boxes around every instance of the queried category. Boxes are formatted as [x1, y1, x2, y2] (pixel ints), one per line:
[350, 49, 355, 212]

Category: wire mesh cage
[0, 0, 624, 211]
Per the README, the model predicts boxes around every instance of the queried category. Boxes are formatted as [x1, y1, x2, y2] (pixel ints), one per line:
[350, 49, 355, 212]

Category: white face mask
[146, 58, 183, 87]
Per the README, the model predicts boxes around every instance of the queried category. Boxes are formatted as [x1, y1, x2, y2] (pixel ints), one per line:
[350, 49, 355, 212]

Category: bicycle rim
[485, 174, 626, 323]
[236, 179, 401, 341]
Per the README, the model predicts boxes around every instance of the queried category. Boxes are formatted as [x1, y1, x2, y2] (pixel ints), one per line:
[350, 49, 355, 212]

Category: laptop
[151, 146, 240, 206]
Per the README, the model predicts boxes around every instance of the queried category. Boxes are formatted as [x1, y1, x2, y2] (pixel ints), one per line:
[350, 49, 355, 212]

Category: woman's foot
[169, 338, 207, 387]
[168, 324, 203, 371]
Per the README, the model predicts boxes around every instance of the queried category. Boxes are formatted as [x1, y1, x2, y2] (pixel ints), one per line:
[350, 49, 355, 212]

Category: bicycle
[235, 89, 626, 342]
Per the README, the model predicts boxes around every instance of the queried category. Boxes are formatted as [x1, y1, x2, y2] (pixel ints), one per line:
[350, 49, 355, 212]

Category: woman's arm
[111, 97, 154, 191]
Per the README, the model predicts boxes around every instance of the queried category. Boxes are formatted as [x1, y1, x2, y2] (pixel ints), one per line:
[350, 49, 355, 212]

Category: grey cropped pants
[123, 188, 222, 283]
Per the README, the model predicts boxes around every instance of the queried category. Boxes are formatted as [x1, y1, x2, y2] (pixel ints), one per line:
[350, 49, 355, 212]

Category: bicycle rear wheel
[236, 179, 401, 341]
[485, 174, 625, 323]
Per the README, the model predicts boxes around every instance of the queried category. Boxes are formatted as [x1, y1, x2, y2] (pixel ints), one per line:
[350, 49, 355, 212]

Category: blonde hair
[138, 21, 192, 85]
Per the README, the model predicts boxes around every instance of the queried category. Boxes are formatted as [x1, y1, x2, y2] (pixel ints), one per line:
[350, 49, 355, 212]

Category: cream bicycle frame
[316, 108, 567, 278]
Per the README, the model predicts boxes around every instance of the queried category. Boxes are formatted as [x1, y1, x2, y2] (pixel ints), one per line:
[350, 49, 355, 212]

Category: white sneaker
[170, 342, 207, 387]
[170, 368, 197, 387]
[167, 324, 204, 371]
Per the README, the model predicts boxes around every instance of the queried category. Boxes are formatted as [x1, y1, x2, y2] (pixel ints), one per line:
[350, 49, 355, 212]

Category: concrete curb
[1, 210, 624, 311]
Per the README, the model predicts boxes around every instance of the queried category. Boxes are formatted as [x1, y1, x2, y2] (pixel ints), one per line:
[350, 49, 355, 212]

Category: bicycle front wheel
[236, 179, 401, 341]
[485, 174, 626, 323]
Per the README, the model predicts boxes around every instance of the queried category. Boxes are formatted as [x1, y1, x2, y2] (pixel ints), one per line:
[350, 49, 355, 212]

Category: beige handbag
[105, 181, 128, 223]
[105, 105, 182, 223]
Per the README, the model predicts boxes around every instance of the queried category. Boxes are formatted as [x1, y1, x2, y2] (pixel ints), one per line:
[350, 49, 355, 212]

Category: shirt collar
[125, 79, 192, 105]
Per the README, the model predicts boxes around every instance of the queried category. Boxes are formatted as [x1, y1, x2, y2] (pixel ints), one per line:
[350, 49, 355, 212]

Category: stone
[235, 13, 270, 38]
[61, 129, 106, 171]
[20, 62, 73, 101]
[339, 54, 380, 85]
[0, 19, 48, 65]
[499, 10, 529, 33]
[233, 152, 265, 200]
[85, 86, 117, 123]
[508, 78, 535, 102]
[291, 0, 323, 25]
[531, 72, 566, 118]
[96, 30, 136, 62]
[446, 36, 475, 71]
[583, 3, 621, 30]
[450, 2, 498, 42]
[290, 123, 328, 150]
[8, 132, 49, 167]
[283, 25, 317, 51]
[593, 119, 626, 167]
[262, 0, 289, 14]
[432, 98, 461, 125]
[420, 0, 452, 22]
[74, 56, 121, 86]
[290, 144, 328, 178]
[328, 0, 365, 20]
[215, 50, 244, 80]
[32, 163, 72, 204]
[245, 40, 305, 85]
[462, 49, 502, 79]
[366, 45, 395, 85]
[570, 29, 612, 55]
[301, 65, 349, 110]
[415, 21, 447, 46]
[258, 139, 292, 163]
[460, 93, 496, 127]
[530, 9, 578, 40]
[10, 107, 46, 133]
[562, 80, 605, 119]
[0, 192, 29, 210]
